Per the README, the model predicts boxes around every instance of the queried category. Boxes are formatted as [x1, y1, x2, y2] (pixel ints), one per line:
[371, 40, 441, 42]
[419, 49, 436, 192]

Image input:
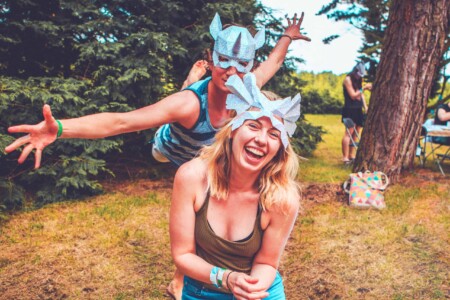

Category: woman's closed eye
[219, 55, 229, 62]
[247, 120, 261, 130]
[269, 130, 280, 139]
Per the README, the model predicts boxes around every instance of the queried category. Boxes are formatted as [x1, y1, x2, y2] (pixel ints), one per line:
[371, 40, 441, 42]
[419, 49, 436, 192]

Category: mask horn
[232, 33, 242, 55]
[210, 13, 222, 40]
[254, 26, 265, 50]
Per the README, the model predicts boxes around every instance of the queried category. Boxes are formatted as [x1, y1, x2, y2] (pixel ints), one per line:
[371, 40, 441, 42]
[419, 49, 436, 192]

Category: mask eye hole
[239, 61, 249, 67]
[219, 55, 229, 62]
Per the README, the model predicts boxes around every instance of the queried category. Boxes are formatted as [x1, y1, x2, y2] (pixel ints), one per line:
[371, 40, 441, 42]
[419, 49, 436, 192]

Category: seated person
[433, 102, 450, 145]
[435, 102, 450, 126]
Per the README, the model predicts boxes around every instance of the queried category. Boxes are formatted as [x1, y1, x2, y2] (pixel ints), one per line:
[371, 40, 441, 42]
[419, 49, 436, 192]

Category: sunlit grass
[0, 116, 448, 299]
[0, 187, 173, 299]
[301, 114, 351, 183]
[284, 178, 449, 298]
[284, 114, 449, 299]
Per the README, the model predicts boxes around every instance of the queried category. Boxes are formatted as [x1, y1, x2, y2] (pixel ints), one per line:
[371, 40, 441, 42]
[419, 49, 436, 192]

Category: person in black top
[434, 102, 450, 125]
[341, 62, 372, 164]
[433, 102, 450, 144]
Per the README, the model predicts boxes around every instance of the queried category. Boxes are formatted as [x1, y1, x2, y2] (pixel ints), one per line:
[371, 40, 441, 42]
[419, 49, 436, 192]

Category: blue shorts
[182, 271, 285, 300]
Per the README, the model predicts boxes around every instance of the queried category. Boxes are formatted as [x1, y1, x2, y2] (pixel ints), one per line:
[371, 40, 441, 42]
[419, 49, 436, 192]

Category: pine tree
[353, 0, 450, 181]
[318, 0, 449, 101]
[0, 0, 323, 207]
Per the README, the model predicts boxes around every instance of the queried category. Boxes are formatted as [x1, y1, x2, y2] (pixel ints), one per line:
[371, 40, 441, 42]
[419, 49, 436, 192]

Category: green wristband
[217, 268, 226, 288]
[56, 119, 63, 138]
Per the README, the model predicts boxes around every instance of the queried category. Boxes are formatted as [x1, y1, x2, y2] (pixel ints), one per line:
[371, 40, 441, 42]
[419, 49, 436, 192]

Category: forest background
[0, 0, 449, 216]
[0, 0, 449, 299]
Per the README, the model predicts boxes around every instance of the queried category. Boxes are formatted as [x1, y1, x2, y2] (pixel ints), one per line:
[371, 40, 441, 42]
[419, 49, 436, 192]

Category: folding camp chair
[343, 118, 361, 149]
[417, 119, 450, 175]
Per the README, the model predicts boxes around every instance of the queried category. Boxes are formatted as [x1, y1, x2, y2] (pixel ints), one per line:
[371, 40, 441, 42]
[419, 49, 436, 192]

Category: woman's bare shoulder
[175, 158, 207, 184]
[174, 158, 208, 209]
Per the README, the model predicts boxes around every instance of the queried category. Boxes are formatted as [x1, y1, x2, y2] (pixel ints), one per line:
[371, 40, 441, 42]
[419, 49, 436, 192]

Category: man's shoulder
[183, 77, 211, 94]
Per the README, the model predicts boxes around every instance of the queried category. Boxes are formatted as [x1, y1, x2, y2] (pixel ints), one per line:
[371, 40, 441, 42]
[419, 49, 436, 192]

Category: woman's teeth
[245, 147, 264, 158]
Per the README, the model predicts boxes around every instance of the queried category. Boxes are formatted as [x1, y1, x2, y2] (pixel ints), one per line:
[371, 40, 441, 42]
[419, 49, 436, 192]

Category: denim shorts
[182, 271, 285, 300]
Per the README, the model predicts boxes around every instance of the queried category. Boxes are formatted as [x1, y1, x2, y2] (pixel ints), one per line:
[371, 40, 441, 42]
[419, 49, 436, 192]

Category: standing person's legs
[342, 108, 351, 163]
[342, 126, 355, 163]
[349, 125, 361, 160]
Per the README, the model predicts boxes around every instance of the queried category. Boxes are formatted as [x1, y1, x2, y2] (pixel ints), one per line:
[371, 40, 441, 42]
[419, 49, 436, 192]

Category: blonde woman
[170, 73, 301, 299]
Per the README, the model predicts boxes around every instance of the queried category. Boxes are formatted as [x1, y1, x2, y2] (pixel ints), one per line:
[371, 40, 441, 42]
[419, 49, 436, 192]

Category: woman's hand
[226, 271, 269, 300]
[5, 104, 59, 169]
[363, 83, 373, 91]
[282, 12, 311, 42]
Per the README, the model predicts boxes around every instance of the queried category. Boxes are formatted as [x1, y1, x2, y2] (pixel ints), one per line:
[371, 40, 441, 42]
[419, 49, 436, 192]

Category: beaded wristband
[210, 266, 219, 288]
[56, 119, 63, 138]
[217, 268, 226, 288]
[281, 34, 293, 42]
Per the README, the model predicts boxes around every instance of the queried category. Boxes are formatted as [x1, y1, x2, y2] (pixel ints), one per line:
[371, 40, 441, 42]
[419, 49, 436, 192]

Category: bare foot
[182, 60, 208, 89]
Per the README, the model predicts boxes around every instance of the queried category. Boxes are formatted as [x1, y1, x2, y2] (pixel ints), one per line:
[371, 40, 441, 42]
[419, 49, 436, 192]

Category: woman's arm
[343, 76, 363, 101]
[59, 90, 198, 138]
[253, 13, 311, 88]
[247, 200, 300, 291]
[170, 159, 213, 283]
[362, 94, 368, 112]
[344, 77, 373, 102]
[5, 90, 199, 168]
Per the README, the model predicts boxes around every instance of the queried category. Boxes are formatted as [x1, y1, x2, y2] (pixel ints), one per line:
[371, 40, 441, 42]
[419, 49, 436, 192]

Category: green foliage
[0, 135, 15, 156]
[296, 71, 347, 114]
[0, 134, 25, 209]
[291, 117, 325, 156]
[317, 0, 390, 81]
[302, 89, 342, 114]
[318, 0, 449, 101]
[0, 179, 24, 210]
[0, 0, 324, 208]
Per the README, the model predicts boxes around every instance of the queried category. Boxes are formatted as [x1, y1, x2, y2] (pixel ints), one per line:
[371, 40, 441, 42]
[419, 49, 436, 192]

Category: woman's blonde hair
[200, 122, 300, 214]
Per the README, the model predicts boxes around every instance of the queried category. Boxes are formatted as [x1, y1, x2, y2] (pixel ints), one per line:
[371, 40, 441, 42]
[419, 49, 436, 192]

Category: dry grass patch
[0, 115, 448, 300]
[0, 179, 174, 300]
[280, 171, 449, 299]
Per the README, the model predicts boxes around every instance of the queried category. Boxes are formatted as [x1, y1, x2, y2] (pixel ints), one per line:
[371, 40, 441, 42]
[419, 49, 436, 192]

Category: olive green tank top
[194, 191, 264, 292]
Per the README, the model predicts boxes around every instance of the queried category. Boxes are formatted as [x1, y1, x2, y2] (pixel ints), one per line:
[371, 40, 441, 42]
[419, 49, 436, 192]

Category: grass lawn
[0, 115, 448, 300]
[301, 114, 351, 183]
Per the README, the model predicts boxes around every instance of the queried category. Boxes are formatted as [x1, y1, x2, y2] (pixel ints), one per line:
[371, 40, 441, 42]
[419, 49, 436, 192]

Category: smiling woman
[230, 117, 282, 172]
[169, 73, 301, 299]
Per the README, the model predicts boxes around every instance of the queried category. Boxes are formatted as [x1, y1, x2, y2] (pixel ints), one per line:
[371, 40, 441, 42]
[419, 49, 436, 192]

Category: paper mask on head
[353, 62, 366, 77]
[210, 13, 265, 73]
[225, 73, 301, 148]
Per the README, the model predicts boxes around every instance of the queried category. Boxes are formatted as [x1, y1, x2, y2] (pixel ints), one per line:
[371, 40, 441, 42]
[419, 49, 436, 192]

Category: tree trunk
[354, 0, 450, 182]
